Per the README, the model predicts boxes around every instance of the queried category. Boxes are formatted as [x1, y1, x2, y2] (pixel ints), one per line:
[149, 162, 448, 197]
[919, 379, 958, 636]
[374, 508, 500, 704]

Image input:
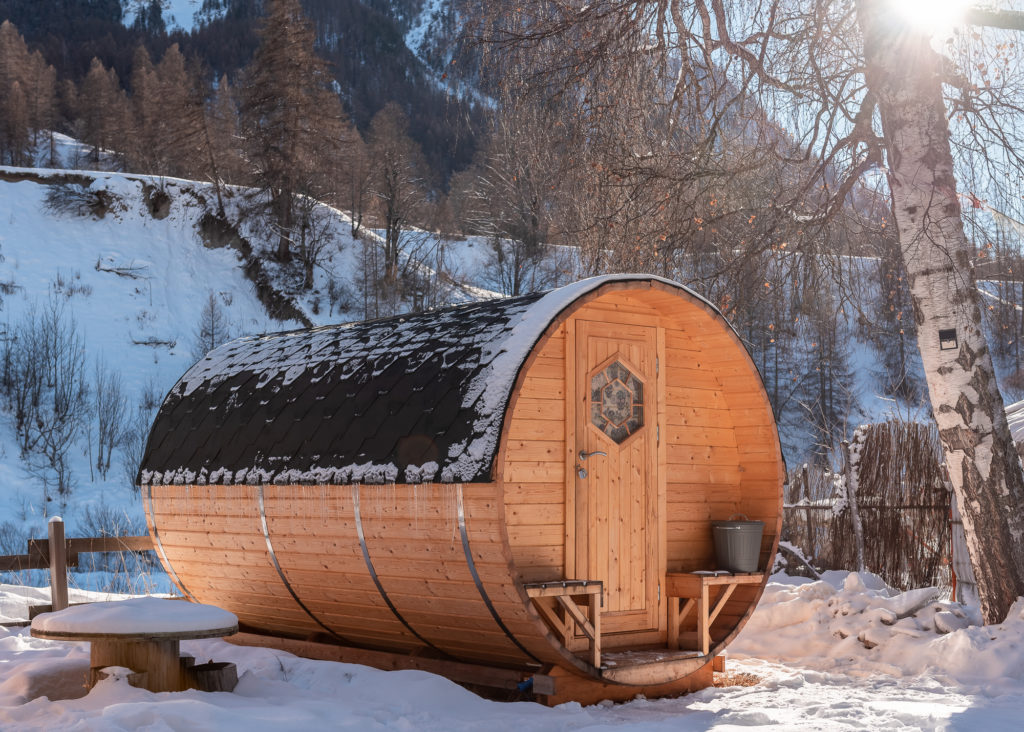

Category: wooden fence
[0, 517, 153, 620]
[782, 420, 977, 600]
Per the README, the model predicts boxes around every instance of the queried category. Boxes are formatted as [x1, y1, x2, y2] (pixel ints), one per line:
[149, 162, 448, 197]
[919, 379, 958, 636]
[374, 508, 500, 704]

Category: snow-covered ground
[2, 572, 1023, 730]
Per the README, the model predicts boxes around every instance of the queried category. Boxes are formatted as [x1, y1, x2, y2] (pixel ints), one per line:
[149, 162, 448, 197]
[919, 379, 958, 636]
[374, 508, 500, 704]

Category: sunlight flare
[892, 0, 970, 35]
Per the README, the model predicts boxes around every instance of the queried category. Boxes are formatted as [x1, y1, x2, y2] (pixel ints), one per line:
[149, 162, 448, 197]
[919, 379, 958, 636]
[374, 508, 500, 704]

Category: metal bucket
[710, 516, 764, 573]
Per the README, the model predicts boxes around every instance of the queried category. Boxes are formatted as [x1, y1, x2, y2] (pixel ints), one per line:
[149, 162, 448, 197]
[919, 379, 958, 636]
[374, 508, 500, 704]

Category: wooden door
[573, 319, 660, 635]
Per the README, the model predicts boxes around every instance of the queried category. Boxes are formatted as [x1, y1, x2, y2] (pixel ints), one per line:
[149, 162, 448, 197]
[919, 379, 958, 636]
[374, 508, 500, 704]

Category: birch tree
[477, 0, 1024, 621]
[855, 0, 1024, 622]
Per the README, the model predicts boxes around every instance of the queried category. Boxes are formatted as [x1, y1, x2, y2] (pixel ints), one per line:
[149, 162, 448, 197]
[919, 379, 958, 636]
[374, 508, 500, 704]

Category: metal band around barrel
[257, 486, 350, 642]
[456, 485, 542, 664]
[353, 484, 442, 652]
[144, 483, 197, 602]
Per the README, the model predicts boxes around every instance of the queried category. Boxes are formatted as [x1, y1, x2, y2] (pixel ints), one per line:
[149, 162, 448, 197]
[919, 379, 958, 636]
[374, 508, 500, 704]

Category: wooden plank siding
[502, 324, 568, 583]
[500, 286, 781, 646]
[147, 279, 783, 694]
[146, 485, 321, 638]
[150, 482, 556, 666]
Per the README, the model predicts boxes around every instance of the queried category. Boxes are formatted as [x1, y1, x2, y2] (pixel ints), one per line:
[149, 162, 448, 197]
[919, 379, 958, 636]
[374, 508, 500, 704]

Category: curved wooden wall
[146, 482, 570, 669]
[146, 279, 783, 687]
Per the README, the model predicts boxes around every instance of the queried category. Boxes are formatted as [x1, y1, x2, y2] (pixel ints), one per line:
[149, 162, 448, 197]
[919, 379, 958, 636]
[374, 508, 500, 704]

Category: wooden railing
[0, 517, 153, 620]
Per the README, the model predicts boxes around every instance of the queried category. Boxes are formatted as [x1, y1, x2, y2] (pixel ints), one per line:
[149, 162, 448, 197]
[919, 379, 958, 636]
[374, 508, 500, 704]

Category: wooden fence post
[802, 464, 814, 559]
[843, 440, 866, 573]
[48, 516, 69, 612]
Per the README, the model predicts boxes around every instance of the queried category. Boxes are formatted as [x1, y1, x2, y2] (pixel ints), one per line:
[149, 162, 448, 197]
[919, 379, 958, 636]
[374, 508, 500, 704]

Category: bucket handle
[727, 513, 749, 521]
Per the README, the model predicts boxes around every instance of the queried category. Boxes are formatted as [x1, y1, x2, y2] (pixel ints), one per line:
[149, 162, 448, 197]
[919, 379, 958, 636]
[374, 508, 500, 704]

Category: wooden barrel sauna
[139, 275, 784, 704]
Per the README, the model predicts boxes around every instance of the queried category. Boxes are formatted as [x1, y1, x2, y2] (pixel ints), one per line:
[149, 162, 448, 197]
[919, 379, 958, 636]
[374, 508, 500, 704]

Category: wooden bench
[665, 572, 764, 655]
[524, 580, 603, 668]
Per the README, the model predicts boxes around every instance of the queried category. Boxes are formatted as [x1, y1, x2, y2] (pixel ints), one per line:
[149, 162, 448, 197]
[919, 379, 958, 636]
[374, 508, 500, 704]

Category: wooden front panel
[503, 325, 567, 582]
[574, 319, 660, 634]
[662, 327, 741, 571]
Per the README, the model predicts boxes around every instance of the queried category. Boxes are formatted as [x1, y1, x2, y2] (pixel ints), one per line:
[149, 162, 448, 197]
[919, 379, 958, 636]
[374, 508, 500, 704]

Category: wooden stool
[524, 580, 603, 667]
[665, 572, 763, 655]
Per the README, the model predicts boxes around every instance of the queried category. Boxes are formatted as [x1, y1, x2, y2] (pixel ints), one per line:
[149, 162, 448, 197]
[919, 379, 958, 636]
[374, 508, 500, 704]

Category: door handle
[577, 450, 607, 478]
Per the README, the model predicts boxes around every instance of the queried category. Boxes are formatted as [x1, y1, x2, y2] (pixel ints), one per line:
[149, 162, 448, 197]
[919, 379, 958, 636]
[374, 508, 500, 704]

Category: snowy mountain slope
[0, 168, 309, 558]
[0, 162, 506, 570]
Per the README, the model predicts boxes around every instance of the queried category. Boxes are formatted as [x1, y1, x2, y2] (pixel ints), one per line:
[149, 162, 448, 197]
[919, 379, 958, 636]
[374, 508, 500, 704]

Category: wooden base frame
[538, 663, 713, 706]
[228, 632, 534, 691]
[227, 631, 715, 706]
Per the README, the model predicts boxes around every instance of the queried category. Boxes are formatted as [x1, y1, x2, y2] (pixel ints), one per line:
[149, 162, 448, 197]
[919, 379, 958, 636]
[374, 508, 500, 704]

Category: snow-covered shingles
[144, 274, 711, 487]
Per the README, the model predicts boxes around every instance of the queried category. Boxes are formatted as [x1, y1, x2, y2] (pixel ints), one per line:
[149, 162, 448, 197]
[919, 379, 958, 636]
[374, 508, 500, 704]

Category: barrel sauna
[139, 275, 784, 704]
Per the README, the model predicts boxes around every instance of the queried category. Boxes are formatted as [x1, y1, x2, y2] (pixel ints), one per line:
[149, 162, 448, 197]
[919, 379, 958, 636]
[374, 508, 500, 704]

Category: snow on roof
[139, 275, 709, 486]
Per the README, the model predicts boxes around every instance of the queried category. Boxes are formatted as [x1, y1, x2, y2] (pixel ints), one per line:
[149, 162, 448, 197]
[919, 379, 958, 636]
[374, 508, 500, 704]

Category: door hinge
[657, 424, 660, 443]
[656, 356, 659, 374]
[658, 583, 661, 601]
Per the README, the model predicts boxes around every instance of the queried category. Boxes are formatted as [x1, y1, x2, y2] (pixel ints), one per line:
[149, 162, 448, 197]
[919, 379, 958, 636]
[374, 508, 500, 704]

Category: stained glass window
[591, 361, 644, 443]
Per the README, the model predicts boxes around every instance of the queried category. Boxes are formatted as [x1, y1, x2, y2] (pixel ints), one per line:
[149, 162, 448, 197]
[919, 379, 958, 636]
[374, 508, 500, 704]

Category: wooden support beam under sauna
[137, 275, 785, 704]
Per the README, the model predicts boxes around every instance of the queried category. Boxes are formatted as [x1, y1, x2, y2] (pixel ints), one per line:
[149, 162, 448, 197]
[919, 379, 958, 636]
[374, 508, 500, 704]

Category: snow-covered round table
[31, 597, 238, 692]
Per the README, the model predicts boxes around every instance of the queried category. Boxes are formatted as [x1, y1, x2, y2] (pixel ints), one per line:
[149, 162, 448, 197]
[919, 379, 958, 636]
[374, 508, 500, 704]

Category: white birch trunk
[857, 0, 1024, 623]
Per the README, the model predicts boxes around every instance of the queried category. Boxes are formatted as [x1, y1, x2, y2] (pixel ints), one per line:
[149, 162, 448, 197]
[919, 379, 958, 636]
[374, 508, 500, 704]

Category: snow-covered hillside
[0, 159, 501, 588]
[0, 169, 295, 576]
[0, 147, 514, 532]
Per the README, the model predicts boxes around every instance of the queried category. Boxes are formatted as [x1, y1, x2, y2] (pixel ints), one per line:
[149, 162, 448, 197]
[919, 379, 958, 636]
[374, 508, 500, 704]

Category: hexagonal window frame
[589, 356, 645, 445]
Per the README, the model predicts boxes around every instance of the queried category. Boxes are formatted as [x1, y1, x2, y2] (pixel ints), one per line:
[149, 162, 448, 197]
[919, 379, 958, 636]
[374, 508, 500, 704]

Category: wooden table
[31, 597, 238, 692]
[665, 572, 764, 655]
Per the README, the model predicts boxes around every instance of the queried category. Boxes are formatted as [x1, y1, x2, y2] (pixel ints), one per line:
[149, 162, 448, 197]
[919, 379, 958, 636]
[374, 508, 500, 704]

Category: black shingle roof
[138, 275, 711, 486]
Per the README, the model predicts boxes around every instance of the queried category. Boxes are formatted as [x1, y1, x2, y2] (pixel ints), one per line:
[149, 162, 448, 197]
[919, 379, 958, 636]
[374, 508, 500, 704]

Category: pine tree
[208, 73, 245, 186]
[0, 20, 55, 162]
[367, 102, 430, 282]
[131, 0, 167, 35]
[192, 291, 231, 362]
[153, 44, 195, 175]
[25, 50, 55, 154]
[79, 57, 130, 165]
[129, 44, 157, 170]
[0, 20, 29, 98]
[1, 79, 30, 165]
[239, 0, 351, 263]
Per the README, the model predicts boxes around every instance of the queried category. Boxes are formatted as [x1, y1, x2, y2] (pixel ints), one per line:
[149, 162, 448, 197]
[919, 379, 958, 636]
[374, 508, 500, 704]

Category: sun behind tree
[892, 0, 970, 35]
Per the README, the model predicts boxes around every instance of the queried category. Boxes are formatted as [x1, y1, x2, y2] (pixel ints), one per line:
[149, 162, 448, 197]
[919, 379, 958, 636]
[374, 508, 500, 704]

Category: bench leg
[698, 584, 710, 656]
[91, 639, 182, 692]
[588, 593, 601, 668]
[668, 597, 680, 650]
[667, 598, 696, 651]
